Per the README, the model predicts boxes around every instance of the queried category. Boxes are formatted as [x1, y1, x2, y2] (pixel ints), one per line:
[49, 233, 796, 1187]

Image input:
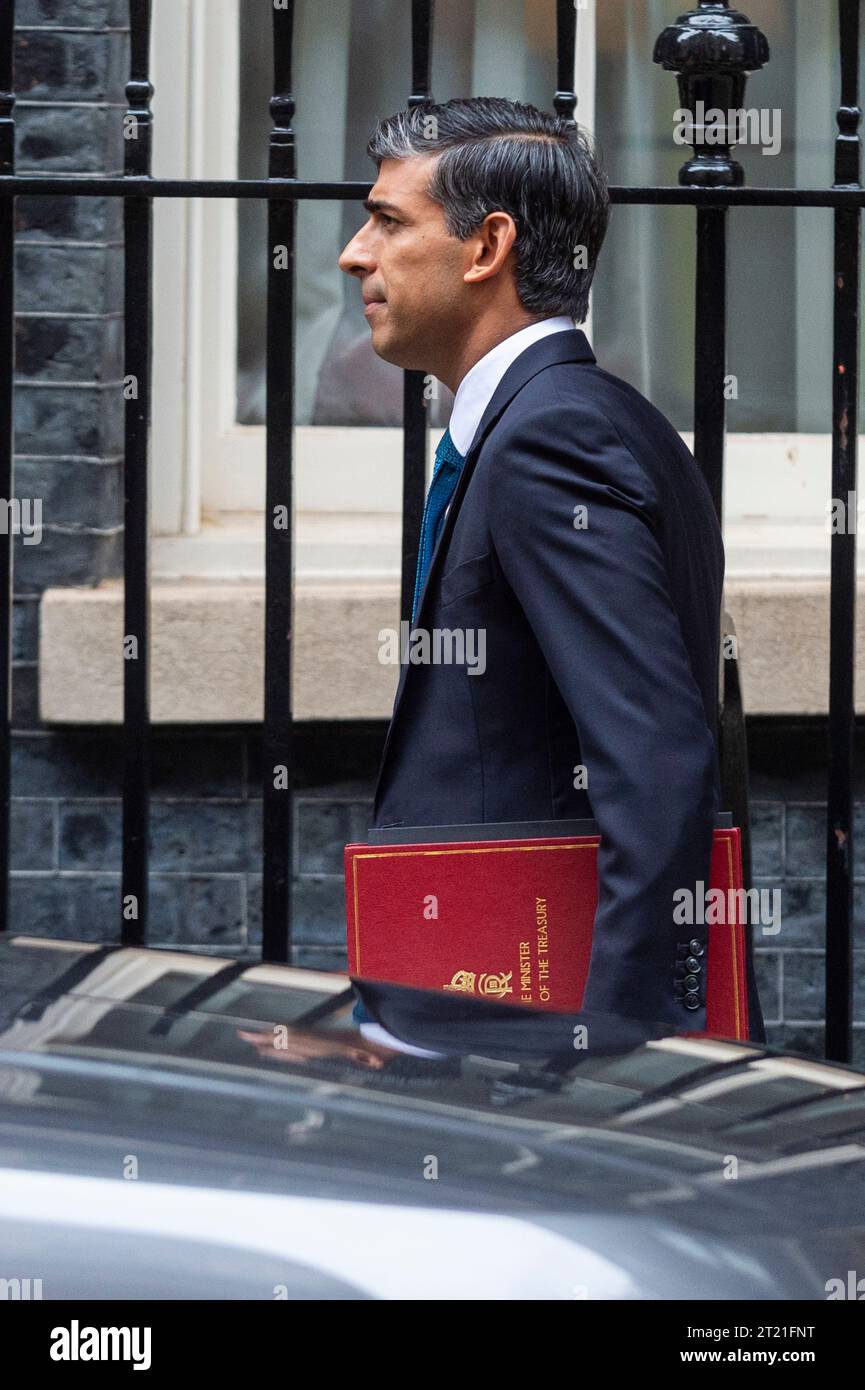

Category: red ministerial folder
[345, 824, 750, 1040]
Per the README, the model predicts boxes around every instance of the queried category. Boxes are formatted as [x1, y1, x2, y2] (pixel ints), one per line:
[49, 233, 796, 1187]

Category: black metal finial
[834, 0, 861, 188]
[124, 0, 153, 178]
[269, 0, 296, 179]
[407, 0, 433, 109]
[653, 2, 769, 187]
[553, 0, 578, 131]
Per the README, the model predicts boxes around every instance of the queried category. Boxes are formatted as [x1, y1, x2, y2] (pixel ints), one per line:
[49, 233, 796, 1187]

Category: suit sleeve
[487, 397, 718, 1029]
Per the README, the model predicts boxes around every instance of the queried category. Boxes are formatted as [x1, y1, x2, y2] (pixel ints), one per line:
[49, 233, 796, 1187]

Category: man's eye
[379, 214, 397, 228]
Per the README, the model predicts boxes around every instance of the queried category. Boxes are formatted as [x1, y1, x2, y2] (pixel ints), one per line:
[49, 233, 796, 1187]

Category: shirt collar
[446, 314, 578, 456]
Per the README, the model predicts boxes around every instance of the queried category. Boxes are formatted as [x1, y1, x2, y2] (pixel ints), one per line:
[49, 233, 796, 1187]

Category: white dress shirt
[446, 313, 577, 456]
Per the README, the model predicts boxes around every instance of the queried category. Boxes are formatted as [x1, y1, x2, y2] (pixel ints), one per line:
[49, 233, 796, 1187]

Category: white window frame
[149, 0, 855, 579]
[151, 0, 424, 554]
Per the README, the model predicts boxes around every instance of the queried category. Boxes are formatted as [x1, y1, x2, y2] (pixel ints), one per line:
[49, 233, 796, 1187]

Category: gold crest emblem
[443, 969, 476, 994]
[443, 970, 513, 999]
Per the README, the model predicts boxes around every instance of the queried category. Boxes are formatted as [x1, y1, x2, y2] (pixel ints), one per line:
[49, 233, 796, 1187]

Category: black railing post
[825, 0, 861, 1066]
[0, 0, 14, 937]
[400, 0, 435, 624]
[121, 0, 154, 945]
[554, 0, 578, 130]
[262, 0, 297, 963]
[654, 3, 768, 891]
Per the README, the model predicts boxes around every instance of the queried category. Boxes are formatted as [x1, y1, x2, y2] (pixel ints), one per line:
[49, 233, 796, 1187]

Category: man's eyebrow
[362, 197, 406, 217]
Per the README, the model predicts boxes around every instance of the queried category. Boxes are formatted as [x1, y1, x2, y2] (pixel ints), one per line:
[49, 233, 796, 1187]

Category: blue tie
[410, 428, 466, 623]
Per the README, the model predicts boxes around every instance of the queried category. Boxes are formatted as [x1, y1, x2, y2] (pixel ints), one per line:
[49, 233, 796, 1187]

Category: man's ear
[463, 211, 518, 286]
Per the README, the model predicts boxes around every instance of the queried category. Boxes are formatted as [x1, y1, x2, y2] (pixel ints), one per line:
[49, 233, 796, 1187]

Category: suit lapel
[375, 328, 596, 800]
[413, 328, 596, 625]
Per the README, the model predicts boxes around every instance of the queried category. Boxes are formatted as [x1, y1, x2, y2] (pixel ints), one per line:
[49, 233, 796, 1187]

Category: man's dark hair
[367, 96, 610, 324]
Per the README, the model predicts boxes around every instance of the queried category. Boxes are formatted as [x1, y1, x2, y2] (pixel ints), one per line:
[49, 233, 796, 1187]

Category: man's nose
[338, 224, 376, 277]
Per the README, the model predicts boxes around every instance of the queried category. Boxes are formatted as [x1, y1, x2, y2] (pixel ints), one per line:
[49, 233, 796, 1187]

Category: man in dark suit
[339, 97, 764, 1042]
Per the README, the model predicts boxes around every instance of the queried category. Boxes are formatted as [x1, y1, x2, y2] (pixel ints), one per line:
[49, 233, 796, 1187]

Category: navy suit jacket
[372, 328, 764, 1040]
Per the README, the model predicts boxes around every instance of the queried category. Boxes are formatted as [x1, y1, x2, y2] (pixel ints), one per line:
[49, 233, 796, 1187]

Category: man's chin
[368, 328, 414, 370]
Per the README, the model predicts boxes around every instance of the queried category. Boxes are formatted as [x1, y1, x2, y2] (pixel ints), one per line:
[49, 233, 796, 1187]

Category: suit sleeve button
[683, 993, 701, 1010]
[688, 939, 705, 956]
[685, 956, 702, 974]
[683, 974, 700, 992]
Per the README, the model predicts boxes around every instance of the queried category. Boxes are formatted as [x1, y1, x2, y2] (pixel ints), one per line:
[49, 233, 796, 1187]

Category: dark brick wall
[12, 0, 126, 733]
[746, 720, 865, 1063]
[10, 722, 384, 974]
[7, 4, 863, 1068]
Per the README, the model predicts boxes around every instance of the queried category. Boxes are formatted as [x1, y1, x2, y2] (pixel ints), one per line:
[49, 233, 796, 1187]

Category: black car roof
[2, 934, 865, 1226]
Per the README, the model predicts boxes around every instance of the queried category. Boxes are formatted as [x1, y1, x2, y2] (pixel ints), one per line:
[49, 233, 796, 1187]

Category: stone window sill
[37, 512, 865, 722]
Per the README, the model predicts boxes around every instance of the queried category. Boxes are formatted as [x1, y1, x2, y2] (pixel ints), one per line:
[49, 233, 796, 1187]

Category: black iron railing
[0, 1, 859, 1062]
